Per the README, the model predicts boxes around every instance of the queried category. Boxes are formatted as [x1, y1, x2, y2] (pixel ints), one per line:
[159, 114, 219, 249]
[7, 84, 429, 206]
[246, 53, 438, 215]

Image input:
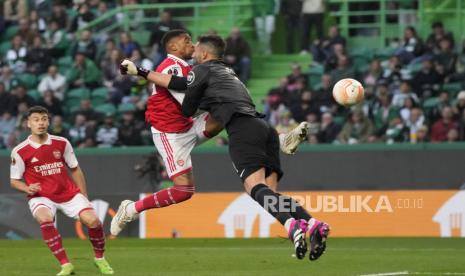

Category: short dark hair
[432, 21, 443, 29]
[197, 34, 225, 58]
[27, 106, 49, 118]
[161, 29, 189, 50]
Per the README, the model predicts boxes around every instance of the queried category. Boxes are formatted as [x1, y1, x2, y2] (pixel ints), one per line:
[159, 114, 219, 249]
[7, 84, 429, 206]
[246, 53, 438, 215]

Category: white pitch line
[359, 271, 409, 276]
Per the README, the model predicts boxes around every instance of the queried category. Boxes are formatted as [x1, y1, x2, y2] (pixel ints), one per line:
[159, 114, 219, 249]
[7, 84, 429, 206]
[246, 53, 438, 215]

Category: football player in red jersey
[111, 30, 309, 236]
[10, 106, 114, 275]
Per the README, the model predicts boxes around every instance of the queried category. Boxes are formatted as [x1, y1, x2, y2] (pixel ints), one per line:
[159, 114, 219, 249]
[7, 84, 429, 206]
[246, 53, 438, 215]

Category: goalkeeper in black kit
[120, 34, 330, 261]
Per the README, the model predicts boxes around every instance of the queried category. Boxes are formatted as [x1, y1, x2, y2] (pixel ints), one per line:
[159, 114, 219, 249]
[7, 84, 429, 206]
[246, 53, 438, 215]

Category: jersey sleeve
[10, 150, 25, 180]
[64, 139, 79, 168]
[182, 65, 209, 117]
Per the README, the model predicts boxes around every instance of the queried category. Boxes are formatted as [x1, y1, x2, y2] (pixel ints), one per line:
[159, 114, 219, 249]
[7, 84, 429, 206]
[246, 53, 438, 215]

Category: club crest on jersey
[53, 150, 61, 159]
[187, 71, 195, 85]
[177, 159, 185, 166]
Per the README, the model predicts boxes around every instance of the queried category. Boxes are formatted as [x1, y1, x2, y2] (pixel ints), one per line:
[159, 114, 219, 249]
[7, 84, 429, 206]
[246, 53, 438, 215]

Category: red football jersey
[10, 134, 80, 203]
[145, 54, 193, 133]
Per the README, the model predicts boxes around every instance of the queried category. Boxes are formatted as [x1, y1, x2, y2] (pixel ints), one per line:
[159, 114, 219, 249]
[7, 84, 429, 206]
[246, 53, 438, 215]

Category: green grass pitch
[0, 238, 464, 276]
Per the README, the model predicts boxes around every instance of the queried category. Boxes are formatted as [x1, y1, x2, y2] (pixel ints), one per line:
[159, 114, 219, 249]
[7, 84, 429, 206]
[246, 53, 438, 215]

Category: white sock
[95, 257, 105, 261]
[125, 202, 138, 216]
[284, 218, 294, 232]
[308, 218, 317, 230]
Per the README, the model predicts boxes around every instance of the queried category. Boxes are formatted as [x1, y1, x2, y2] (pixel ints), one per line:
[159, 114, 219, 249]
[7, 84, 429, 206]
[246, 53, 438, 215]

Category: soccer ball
[332, 78, 365, 106]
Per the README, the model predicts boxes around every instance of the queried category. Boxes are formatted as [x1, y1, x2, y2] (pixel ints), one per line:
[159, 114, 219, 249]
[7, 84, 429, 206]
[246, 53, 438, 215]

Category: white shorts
[152, 113, 210, 179]
[28, 193, 93, 219]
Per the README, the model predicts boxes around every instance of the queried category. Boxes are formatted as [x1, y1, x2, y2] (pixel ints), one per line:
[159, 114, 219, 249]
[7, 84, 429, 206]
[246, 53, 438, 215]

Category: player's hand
[26, 183, 41, 196]
[120, 59, 138, 75]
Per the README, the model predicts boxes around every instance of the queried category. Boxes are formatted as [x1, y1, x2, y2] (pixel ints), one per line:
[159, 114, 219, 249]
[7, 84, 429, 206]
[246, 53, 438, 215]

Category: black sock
[278, 194, 312, 221]
[250, 184, 292, 225]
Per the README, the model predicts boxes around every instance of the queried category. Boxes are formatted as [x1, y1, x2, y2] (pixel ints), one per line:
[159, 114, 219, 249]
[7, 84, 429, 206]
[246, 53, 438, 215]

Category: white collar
[28, 134, 52, 148]
[167, 54, 189, 66]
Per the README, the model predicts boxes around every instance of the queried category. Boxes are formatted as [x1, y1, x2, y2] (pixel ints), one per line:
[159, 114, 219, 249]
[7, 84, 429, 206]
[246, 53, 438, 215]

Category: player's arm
[63, 139, 88, 198]
[181, 66, 209, 117]
[10, 151, 41, 195]
[119, 59, 188, 91]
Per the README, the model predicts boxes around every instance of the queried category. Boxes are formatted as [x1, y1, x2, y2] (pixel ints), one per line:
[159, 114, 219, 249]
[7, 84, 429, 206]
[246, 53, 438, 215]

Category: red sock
[88, 224, 105, 259]
[40, 222, 69, 265]
[135, 185, 194, 212]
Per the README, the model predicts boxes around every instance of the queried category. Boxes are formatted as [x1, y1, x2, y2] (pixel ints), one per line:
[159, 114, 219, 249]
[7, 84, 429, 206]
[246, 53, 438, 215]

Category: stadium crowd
[1, 0, 465, 149]
[264, 21, 465, 144]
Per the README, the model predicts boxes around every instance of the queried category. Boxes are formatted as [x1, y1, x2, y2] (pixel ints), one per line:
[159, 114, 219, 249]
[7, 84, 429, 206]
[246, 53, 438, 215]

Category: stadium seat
[16, 73, 38, 89]
[117, 103, 136, 113]
[57, 56, 73, 73]
[132, 31, 152, 47]
[422, 97, 440, 109]
[0, 25, 19, 41]
[27, 89, 41, 101]
[91, 87, 109, 106]
[374, 48, 396, 61]
[442, 82, 463, 98]
[0, 41, 11, 56]
[66, 88, 91, 100]
[95, 103, 117, 115]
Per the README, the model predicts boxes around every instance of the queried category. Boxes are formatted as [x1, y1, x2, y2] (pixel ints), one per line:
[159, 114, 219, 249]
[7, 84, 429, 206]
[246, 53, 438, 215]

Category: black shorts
[226, 115, 283, 182]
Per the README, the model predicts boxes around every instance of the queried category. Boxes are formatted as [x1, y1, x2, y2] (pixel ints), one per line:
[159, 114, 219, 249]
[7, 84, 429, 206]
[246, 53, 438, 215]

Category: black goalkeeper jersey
[181, 60, 260, 127]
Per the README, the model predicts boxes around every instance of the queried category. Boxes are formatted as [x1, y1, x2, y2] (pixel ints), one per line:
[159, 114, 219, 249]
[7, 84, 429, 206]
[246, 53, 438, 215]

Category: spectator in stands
[362, 59, 383, 97]
[95, 1, 114, 33]
[43, 20, 67, 57]
[395, 26, 424, 65]
[14, 116, 29, 143]
[337, 110, 373, 144]
[18, 18, 38, 46]
[414, 125, 429, 143]
[26, 35, 51, 74]
[290, 89, 319, 122]
[49, 115, 69, 139]
[5, 35, 27, 73]
[15, 101, 29, 126]
[117, 0, 144, 31]
[49, 3, 68, 30]
[372, 93, 399, 138]
[411, 58, 441, 100]
[253, 0, 278, 55]
[287, 63, 307, 85]
[427, 91, 450, 123]
[329, 55, 355, 83]
[68, 113, 94, 147]
[3, 0, 28, 25]
[426, 21, 454, 54]
[446, 128, 459, 143]
[382, 55, 403, 91]
[119, 32, 139, 58]
[453, 91, 465, 120]
[404, 107, 425, 143]
[66, 52, 101, 89]
[12, 85, 36, 114]
[306, 112, 320, 136]
[317, 112, 341, 143]
[384, 116, 408, 143]
[71, 29, 97, 60]
[275, 109, 298, 134]
[29, 10, 47, 33]
[281, 0, 302, 53]
[300, 0, 324, 55]
[0, 111, 17, 148]
[392, 81, 419, 108]
[224, 27, 252, 84]
[314, 74, 336, 113]
[101, 49, 133, 104]
[399, 96, 417, 123]
[458, 109, 465, 141]
[286, 77, 307, 105]
[431, 106, 458, 142]
[311, 25, 346, 63]
[0, 83, 16, 116]
[38, 65, 67, 101]
[69, 3, 95, 33]
[0, 66, 16, 91]
[130, 48, 154, 70]
[96, 114, 118, 147]
[434, 38, 457, 76]
[73, 98, 102, 124]
[97, 38, 117, 66]
[149, 10, 184, 66]
[37, 90, 63, 117]
[118, 110, 145, 146]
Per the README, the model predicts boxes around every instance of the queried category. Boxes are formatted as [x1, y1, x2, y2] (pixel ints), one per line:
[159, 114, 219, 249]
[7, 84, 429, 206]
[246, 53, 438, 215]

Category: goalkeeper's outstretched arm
[120, 59, 187, 90]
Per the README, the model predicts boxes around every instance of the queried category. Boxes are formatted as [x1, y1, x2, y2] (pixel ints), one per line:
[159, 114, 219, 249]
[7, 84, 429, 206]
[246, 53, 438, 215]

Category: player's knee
[82, 215, 101, 228]
[171, 185, 195, 203]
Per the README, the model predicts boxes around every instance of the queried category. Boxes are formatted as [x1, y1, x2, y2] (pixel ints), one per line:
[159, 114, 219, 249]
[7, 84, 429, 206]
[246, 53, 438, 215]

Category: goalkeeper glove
[120, 59, 150, 79]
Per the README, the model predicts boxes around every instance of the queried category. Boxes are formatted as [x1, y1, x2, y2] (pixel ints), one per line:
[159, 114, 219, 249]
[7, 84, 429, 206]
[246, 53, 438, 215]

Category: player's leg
[111, 131, 196, 236]
[29, 198, 74, 275]
[61, 193, 113, 274]
[204, 114, 223, 138]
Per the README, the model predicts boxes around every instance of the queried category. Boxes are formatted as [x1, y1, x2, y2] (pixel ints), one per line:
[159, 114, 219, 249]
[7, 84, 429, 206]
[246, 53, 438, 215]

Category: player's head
[27, 106, 50, 136]
[192, 35, 225, 64]
[161, 29, 194, 60]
